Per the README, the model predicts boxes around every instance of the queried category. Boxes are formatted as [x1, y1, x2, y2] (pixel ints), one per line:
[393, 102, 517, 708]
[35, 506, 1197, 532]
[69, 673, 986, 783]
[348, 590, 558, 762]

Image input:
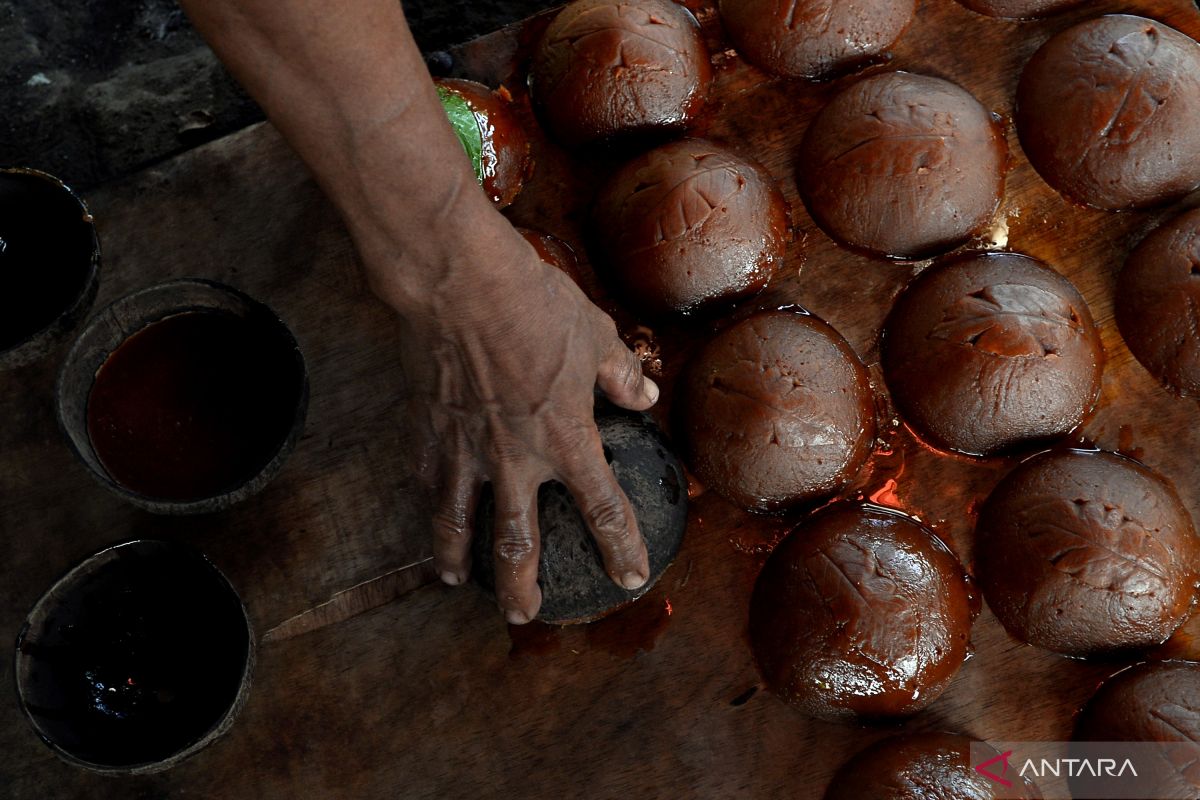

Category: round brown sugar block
[435, 77, 531, 209]
[472, 408, 688, 625]
[797, 71, 1007, 260]
[1073, 661, 1200, 799]
[976, 449, 1200, 657]
[679, 309, 875, 513]
[719, 0, 915, 80]
[1016, 15, 1200, 210]
[1077, 661, 1200, 742]
[882, 252, 1103, 456]
[591, 138, 790, 317]
[530, 0, 711, 148]
[751, 504, 976, 721]
[824, 732, 1042, 799]
[956, 0, 1082, 19]
[1116, 207, 1200, 396]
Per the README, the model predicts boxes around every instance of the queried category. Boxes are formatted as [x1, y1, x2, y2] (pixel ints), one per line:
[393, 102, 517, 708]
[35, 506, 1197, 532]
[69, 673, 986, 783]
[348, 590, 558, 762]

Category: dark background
[0, 0, 557, 190]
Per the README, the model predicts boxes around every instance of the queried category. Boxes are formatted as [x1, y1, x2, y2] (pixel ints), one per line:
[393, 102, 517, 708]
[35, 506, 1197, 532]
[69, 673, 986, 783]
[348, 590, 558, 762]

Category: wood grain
[3, 0, 1200, 796]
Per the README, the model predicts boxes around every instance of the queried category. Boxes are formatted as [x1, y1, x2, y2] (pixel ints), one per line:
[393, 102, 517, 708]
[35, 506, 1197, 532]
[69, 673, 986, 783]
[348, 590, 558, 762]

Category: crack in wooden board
[262, 557, 439, 643]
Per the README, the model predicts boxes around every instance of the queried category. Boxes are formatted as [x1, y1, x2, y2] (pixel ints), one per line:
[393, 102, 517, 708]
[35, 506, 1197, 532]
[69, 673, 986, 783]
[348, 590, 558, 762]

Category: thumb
[597, 336, 659, 411]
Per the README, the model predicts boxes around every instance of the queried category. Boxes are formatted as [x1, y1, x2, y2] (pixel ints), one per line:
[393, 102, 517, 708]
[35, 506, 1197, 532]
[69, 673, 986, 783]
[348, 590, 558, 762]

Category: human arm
[177, 0, 658, 623]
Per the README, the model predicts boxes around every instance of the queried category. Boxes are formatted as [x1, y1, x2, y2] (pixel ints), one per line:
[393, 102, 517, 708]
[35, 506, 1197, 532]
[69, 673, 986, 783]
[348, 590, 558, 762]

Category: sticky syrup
[0, 172, 94, 351]
[17, 543, 249, 767]
[86, 309, 303, 501]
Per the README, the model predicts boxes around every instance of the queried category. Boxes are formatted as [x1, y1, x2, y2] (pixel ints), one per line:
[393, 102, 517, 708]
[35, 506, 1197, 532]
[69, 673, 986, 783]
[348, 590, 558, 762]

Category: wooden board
[4, 0, 1200, 796]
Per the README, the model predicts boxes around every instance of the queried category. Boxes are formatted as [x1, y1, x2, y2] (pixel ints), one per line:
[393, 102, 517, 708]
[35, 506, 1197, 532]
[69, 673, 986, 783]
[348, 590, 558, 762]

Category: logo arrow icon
[975, 750, 1013, 787]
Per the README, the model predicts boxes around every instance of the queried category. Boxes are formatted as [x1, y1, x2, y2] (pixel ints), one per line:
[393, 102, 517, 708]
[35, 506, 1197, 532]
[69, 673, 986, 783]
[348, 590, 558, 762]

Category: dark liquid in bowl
[86, 309, 303, 501]
[17, 541, 250, 768]
[0, 172, 95, 351]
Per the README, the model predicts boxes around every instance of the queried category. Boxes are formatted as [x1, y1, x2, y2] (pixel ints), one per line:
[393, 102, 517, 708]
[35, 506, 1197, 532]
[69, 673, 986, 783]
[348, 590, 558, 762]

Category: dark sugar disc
[472, 408, 688, 625]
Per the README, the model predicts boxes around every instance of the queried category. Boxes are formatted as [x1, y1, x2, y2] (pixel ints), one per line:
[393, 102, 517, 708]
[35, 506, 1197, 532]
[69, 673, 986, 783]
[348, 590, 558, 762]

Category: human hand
[177, 0, 656, 626]
[372, 213, 658, 624]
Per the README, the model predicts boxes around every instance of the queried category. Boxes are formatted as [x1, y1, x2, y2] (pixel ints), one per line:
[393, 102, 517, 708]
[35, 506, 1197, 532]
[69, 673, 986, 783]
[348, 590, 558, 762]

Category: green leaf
[437, 86, 484, 184]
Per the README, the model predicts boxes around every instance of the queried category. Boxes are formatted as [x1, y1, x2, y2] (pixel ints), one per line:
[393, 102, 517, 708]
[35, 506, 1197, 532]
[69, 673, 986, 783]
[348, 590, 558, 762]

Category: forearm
[178, 0, 525, 317]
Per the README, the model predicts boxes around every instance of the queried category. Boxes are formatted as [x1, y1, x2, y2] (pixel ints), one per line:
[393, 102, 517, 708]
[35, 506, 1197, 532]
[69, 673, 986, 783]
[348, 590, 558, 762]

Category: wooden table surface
[4, 0, 1200, 796]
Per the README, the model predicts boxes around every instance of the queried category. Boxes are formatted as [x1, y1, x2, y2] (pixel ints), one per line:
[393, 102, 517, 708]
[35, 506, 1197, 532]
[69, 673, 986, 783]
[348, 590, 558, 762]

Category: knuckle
[616, 352, 644, 390]
[585, 497, 629, 540]
[494, 529, 536, 568]
[486, 436, 525, 468]
[431, 506, 470, 542]
[494, 503, 537, 566]
[551, 421, 596, 462]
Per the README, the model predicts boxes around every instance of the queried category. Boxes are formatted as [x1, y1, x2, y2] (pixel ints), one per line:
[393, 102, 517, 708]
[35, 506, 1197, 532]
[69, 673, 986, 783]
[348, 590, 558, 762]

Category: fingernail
[505, 608, 531, 625]
[620, 571, 648, 590]
[440, 570, 463, 586]
[644, 378, 660, 405]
